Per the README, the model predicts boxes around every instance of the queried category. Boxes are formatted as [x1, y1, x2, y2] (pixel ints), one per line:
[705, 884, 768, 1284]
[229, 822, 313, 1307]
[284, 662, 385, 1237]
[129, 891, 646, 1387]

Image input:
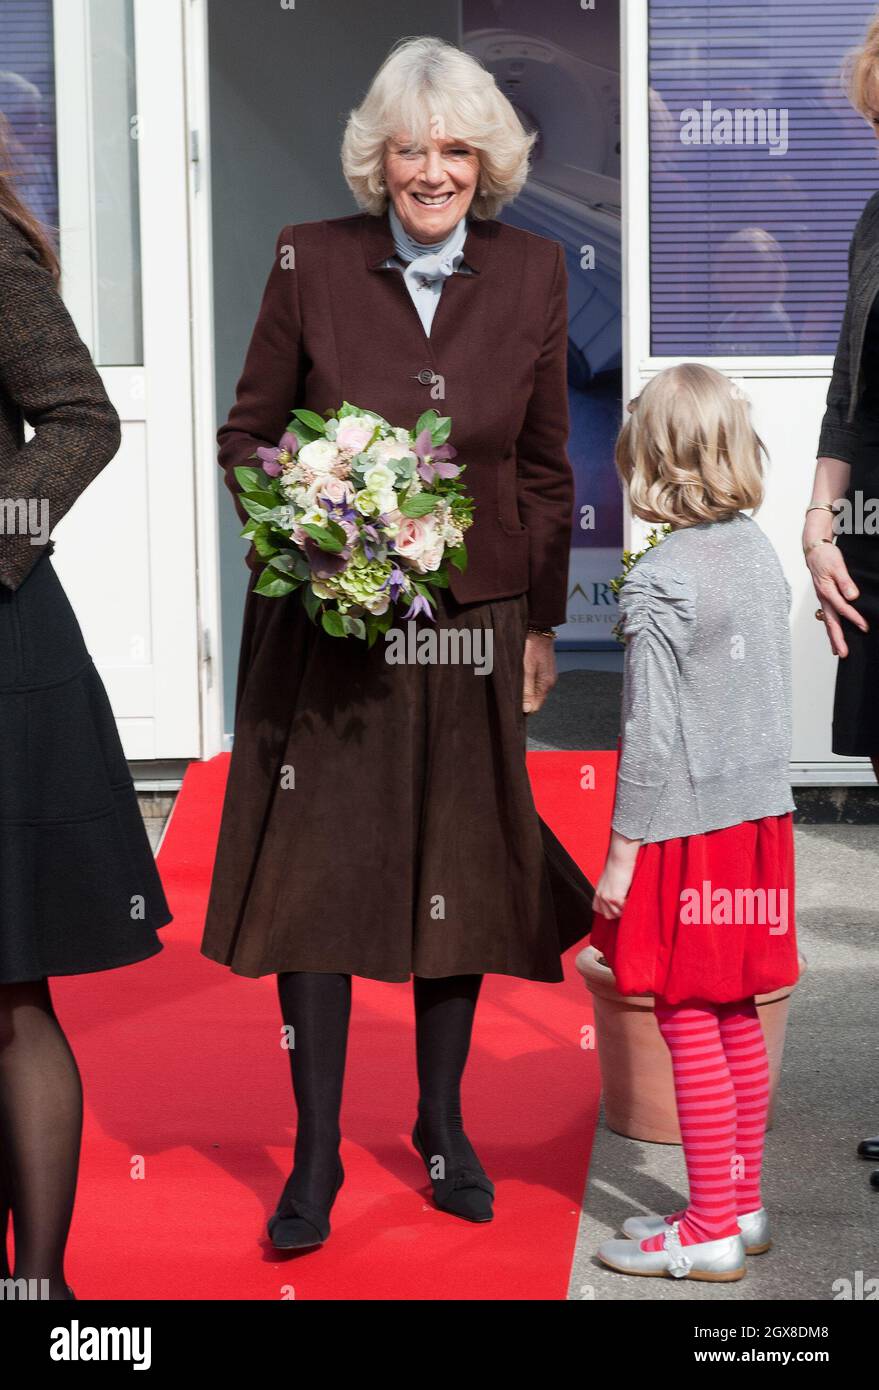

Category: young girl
[592, 363, 799, 1282]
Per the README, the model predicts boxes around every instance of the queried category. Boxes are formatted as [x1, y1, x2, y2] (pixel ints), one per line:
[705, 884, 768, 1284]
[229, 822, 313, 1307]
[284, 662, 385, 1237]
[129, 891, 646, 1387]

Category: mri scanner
[464, 28, 622, 386]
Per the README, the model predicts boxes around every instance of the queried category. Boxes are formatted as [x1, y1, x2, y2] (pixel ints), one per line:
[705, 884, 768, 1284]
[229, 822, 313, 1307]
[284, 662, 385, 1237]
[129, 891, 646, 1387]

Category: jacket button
[416, 368, 435, 385]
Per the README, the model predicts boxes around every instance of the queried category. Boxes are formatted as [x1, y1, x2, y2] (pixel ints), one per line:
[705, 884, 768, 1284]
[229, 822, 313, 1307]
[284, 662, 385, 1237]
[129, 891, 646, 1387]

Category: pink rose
[394, 514, 441, 573]
[317, 477, 355, 507]
[335, 420, 375, 453]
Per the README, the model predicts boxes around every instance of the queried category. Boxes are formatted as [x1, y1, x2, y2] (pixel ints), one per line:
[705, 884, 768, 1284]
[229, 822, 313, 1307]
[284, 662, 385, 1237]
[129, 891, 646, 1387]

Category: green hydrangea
[335, 553, 393, 605]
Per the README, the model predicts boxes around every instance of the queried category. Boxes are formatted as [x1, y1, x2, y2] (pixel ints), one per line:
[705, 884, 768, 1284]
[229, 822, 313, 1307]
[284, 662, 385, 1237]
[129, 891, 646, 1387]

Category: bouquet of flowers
[609, 524, 672, 644]
[235, 403, 474, 644]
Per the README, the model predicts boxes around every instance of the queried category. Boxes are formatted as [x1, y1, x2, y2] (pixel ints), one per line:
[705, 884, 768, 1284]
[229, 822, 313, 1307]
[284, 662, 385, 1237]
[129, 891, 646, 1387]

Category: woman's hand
[804, 520, 868, 659]
[523, 632, 557, 714]
[593, 833, 641, 919]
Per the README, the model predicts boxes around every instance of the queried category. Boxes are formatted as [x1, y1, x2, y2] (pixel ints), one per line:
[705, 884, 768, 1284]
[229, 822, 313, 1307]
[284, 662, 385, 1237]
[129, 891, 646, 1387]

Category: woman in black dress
[201, 37, 594, 1249]
[808, 16, 879, 1187]
[0, 149, 171, 1297]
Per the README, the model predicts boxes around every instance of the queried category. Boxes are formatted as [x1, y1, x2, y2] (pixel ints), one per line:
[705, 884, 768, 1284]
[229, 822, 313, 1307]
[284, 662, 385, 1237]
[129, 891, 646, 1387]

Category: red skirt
[590, 814, 799, 1005]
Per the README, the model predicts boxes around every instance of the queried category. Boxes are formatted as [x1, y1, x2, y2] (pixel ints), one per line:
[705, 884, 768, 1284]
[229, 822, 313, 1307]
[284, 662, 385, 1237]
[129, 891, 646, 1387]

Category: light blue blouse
[385, 202, 470, 336]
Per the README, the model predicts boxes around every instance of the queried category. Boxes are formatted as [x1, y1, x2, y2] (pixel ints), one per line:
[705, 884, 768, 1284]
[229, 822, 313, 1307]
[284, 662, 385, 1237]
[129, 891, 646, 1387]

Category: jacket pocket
[497, 453, 527, 535]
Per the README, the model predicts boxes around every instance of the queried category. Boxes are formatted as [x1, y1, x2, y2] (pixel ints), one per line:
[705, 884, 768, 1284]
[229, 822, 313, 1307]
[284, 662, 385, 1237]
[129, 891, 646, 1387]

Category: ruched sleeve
[611, 564, 696, 841]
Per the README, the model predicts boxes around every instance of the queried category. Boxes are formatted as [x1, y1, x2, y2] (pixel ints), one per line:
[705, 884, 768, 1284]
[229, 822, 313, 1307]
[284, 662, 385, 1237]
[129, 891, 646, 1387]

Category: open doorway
[206, 0, 622, 742]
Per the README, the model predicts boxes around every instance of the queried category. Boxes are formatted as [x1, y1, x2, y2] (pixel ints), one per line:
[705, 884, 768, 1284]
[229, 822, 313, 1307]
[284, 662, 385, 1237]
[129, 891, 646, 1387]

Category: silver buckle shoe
[622, 1206, 771, 1255]
[597, 1221, 747, 1281]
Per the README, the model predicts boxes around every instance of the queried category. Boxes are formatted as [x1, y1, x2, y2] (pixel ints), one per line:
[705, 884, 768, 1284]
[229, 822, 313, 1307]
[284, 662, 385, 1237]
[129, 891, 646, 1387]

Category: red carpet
[54, 751, 617, 1300]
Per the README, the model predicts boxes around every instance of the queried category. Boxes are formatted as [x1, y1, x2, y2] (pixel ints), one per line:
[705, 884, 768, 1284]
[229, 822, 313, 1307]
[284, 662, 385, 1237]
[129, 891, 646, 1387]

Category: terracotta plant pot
[576, 945, 807, 1145]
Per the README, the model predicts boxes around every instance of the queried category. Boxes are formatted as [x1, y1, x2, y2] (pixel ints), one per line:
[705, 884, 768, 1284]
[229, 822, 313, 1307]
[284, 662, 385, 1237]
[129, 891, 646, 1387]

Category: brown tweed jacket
[0, 212, 121, 591]
[218, 209, 575, 628]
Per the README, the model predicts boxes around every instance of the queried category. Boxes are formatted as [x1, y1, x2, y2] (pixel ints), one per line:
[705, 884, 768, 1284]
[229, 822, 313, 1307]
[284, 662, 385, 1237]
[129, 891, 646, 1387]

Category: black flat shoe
[267, 1160, 344, 1251]
[857, 1136, 879, 1160]
[870, 1169, 879, 1191]
[411, 1121, 494, 1223]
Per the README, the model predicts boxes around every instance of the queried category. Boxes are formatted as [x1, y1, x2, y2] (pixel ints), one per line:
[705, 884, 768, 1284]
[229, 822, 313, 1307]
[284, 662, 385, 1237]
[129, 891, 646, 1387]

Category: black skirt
[832, 410, 879, 757]
[0, 552, 172, 981]
[201, 581, 594, 982]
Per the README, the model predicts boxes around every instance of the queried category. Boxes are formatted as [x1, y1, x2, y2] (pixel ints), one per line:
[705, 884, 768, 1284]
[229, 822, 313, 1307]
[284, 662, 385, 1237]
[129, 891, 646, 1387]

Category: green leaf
[400, 493, 436, 518]
[241, 496, 279, 522]
[254, 569, 298, 598]
[341, 614, 367, 640]
[321, 608, 347, 638]
[234, 465, 267, 491]
[447, 544, 468, 573]
[292, 408, 327, 435]
[422, 566, 448, 587]
[415, 410, 438, 437]
[302, 586, 322, 622]
[301, 522, 346, 553]
[431, 416, 452, 446]
[267, 551, 304, 575]
[252, 530, 280, 559]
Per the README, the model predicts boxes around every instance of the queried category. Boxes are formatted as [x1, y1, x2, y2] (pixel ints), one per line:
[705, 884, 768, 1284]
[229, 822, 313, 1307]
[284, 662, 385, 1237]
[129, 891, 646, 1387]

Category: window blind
[649, 0, 879, 356]
[0, 0, 58, 232]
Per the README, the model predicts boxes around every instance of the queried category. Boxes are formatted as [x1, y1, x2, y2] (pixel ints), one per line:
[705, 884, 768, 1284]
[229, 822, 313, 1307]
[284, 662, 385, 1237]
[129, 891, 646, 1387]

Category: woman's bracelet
[527, 624, 557, 639]
[805, 501, 839, 516]
[803, 537, 836, 557]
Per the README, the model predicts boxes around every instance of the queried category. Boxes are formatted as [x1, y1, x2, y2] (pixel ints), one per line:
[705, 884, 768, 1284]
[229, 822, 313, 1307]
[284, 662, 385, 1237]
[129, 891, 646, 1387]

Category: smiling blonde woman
[200, 35, 594, 1253]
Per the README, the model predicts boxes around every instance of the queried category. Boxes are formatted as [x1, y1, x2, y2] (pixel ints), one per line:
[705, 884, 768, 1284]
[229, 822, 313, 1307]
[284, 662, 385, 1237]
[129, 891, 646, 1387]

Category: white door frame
[52, 0, 208, 760]
[621, 0, 872, 785]
[183, 0, 226, 757]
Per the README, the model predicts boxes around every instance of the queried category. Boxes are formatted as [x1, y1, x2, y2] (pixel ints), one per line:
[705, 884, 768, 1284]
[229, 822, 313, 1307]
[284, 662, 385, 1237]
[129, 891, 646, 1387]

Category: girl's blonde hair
[847, 12, 879, 122]
[340, 36, 536, 219]
[616, 364, 765, 527]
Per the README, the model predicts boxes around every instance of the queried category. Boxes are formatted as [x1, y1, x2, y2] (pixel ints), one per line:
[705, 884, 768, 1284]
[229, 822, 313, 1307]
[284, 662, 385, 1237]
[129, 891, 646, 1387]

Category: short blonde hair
[616, 364, 765, 527]
[847, 12, 879, 121]
[340, 36, 536, 219]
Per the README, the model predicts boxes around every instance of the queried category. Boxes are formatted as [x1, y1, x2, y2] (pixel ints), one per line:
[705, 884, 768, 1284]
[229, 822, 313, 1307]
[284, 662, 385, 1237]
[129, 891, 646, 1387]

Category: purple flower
[256, 430, 300, 477]
[401, 593, 435, 622]
[413, 428, 460, 485]
[256, 446, 283, 476]
[383, 566, 406, 602]
[361, 524, 381, 560]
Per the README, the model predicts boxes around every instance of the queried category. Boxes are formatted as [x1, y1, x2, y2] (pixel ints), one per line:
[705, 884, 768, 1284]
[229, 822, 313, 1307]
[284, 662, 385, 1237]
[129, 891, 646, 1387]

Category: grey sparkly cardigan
[0, 212, 121, 591]
[611, 512, 796, 845]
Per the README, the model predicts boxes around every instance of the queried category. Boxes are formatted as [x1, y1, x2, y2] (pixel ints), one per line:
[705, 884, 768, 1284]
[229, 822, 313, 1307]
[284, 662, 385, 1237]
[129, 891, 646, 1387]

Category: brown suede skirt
[200, 575, 594, 982]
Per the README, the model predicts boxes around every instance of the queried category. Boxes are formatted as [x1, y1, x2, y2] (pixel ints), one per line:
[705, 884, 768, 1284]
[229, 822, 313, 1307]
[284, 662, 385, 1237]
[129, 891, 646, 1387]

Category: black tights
[276, 972, 482, 1208]
[0, 980, 82, 1298]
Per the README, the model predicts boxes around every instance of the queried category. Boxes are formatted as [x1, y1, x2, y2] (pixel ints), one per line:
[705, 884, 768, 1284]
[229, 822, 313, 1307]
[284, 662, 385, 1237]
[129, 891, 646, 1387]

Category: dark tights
[276, 972, 482, 1207]
[0, 980, 82, 1298]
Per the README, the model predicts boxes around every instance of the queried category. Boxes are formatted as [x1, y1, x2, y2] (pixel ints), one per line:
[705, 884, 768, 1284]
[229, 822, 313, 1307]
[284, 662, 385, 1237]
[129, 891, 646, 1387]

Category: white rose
[362, 461, 396, 493]
[299, 438, 339, 473]
[370, 439, 414, 466]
